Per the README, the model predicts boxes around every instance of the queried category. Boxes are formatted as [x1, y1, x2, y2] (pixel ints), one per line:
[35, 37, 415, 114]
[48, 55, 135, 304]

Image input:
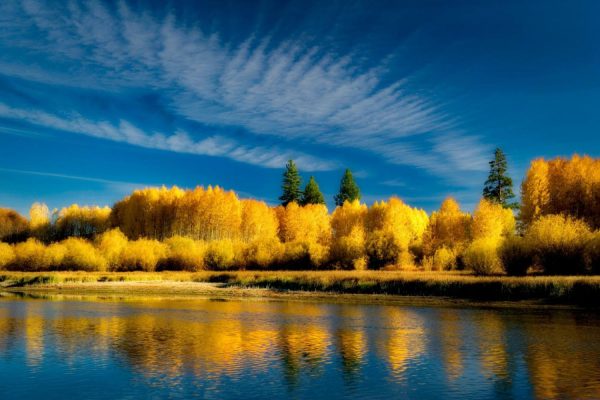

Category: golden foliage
[422, 197, 470, 259]
[204, 239, 236, 270]
[330, 200, 367, 268]
[525, 214, 591, 274]
[365, 197, 428, 269]
[55, 204, 111, 239]
[521, 155, 600, 229]
[118, 239, 168, 272]
[59, 237, 107, 272]
[0, 242, 15, 269]
[162, 236, 206, 271]
[95, 228, 128, 269]
[471, 199, 515, 243]
[0, 208, 28, 242]
[240, 199, 279, 242]
[463, 238, 502, 275]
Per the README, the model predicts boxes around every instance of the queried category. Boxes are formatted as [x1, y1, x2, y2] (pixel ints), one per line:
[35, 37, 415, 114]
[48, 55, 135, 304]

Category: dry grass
[1, 270, 600, 306]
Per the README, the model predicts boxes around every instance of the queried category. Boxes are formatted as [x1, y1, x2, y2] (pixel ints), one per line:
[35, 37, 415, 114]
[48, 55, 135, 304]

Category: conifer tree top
[279, 160, 302, 206]
[334, 169, 361, 206]
[483, 148, 517, 209]
[301, 176, 325, 205]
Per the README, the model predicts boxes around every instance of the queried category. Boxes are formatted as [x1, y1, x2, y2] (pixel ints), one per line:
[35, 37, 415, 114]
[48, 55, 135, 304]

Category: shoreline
[2, 270, 600, 309]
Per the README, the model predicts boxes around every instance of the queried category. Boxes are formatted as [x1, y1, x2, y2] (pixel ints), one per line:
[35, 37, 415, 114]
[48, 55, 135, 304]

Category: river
[0, 292, 599, 399]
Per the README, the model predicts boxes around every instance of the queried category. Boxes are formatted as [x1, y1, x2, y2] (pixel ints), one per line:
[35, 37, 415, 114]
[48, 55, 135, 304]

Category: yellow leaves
[118, 239, 168, 272]
[0, 242, 15, 269]
[59, 237, 107, 272]
[0, 208, 28, 242]
[29, 202, 50, 229]
[463, 238, 502, 275]
[240, 199, 278, 242]
[163, 236, 206, 271]
[95, 228, 128, 269]
[423, 196, 470, 257]
[331, 200, 367, 268]
[520, 155, 600, 229]
[55, 204, 111, 239]
[204, 239, 236, 270]
[471, 198, 515, 244]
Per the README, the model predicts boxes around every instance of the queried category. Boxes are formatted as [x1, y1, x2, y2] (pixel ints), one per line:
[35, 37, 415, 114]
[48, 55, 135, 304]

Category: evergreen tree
[301, 176, 325, 205]
[279, 160, 302, 206]
[483, 148, 517, 209]
[334, 169, 361, 206]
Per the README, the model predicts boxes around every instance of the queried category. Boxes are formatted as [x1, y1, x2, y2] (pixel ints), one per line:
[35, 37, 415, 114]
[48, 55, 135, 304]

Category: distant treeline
[1, 152, 599, 275]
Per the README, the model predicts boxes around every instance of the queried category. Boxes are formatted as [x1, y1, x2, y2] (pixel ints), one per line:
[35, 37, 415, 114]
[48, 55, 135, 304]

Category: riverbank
[2, 270, 600, 307]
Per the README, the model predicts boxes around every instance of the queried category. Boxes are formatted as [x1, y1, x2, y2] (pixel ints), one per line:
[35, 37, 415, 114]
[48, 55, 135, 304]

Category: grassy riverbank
[2, 270, 600, 306]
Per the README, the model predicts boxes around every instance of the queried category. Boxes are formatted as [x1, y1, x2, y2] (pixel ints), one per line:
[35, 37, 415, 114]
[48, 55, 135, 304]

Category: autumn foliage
[1, 154, 599, 275]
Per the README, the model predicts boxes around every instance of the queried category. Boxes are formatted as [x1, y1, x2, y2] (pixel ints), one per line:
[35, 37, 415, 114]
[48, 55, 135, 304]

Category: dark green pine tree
[483, 148, 518, 209]
[301, 176, 325, 205]
[334, 169, 361, 206]
[279, 160, 302, 206]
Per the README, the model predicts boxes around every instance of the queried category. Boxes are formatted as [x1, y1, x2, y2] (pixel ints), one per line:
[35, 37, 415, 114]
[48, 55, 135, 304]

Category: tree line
[0, 150, 599, 275]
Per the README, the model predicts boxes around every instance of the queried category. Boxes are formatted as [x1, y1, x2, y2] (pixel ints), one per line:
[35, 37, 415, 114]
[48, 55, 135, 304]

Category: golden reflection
[475, 312, 509, 379]
[336, 306, 367, 374]
[524, 315, 600, 399]
[437, 310, 464, 380]
[376, 307, 425, 377]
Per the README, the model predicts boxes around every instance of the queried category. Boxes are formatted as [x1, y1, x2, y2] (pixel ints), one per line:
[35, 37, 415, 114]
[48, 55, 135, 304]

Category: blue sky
[1, 0, 599, 215]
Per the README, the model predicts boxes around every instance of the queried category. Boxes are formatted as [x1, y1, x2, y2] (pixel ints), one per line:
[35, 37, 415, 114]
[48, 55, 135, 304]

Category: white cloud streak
[0, 0, 490, 177]
[0, 103, 334, 171]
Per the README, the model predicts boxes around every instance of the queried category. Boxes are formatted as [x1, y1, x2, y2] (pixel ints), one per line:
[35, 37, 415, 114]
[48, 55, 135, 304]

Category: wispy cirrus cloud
[0, 0, 490, 178]
[0, 103, 333, 171]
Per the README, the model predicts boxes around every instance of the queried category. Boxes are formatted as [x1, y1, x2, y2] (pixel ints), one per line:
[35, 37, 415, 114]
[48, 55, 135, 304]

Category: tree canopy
[279, 160, 302, 206]
[301, 176, 325, 205]
[334, 169, 360, 206]
[483, 148, 517, 209]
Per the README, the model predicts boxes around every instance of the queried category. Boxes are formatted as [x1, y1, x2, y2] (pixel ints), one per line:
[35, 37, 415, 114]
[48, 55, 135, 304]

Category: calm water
[1, 293, 599, 399]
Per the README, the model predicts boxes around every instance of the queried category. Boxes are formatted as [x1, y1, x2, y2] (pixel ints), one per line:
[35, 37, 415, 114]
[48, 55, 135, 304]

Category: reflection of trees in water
[436, 310, 464, 381]
[375, 307, 425, 380]
[1, 298, 600, 398]
[335, 306, 367, 377]
[523, 312, 600, 399]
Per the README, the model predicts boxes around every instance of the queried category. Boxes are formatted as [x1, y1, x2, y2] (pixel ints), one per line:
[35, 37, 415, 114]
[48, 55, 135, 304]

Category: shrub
[59, 238, 107, 271]
[500, 236, 533, 276]
[244, 238, 283, 269]
[161, 236, 205, 271]
[525, 214, 591, 275]
[433, 246, 456, 271]
[204, 239, 235, 270]
[463, 238, 502, 275]
[366, 230, 400, 269]
[118, 239, 167, 271]
[10, 238, 49, 271]
[95, 228, 129, 270]
[585, 232, 600, 274]
[0, 243, 15, 269]
[280, 241, 311, 269]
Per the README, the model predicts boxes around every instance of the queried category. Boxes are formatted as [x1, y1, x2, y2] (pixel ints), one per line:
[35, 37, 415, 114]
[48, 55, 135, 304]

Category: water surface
[0, 293, 599, 399]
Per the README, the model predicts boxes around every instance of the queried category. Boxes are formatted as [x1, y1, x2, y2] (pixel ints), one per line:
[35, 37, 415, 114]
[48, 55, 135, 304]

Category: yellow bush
[162, 236, 205, 271]
[422, 197, 470, 257]
[244, 238, 284, 268]
[44, 242, 67, 269]
[365, 230, 400, 269]
[464, 238, 502, 275]
[118, 239, 167, 271]
[281, 241, 311, 269]
[204, 239, 235, 270]
[95, 228, 128, 270]
[330, 200, 367, 268]
[471, 199, 515, 242]
[11, 238, 49, 271]
[59, 238, 107, 271]
[525, 214, 591, 274]
[0, 243, 15, 269]
[423, 246, 457, 271]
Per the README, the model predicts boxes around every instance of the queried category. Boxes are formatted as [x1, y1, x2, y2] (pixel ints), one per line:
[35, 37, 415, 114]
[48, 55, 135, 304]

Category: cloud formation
[0, 0, 490, 177]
